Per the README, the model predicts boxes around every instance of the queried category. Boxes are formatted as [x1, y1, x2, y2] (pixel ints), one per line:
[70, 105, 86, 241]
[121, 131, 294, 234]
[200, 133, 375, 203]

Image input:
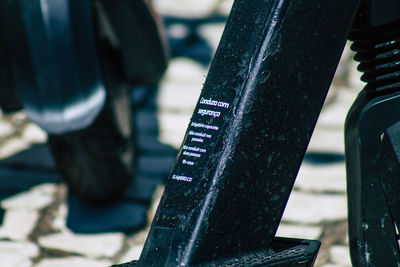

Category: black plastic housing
[352, 0, 400, 30]
[345, 1, 400, 265]
[0, 2, 22, 112]
[375, 121, 400, 229]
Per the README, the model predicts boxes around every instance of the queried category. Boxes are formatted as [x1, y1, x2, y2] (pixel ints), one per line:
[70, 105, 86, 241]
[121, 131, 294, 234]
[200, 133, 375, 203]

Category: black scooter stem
[138, 0, 359, 265]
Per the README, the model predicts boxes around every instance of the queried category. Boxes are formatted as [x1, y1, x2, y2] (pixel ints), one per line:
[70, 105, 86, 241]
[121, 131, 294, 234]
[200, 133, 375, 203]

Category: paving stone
[317, 88, 358, 130]
[22, 123, 47, 144]
[158, 112, 191, 149]
[306, 89, 360, 156]
[216, 0, 234, 15]
[307, 127, 344, 154]
[157, 63, 203, 114]
[318, 102, 349, 130]
[0, 240, 38, 258]
[154, 0, 219, 17]
[0, 210, 39, 241]
[0, 241, 39, 267]
[0, 120, 14, 138]
[329, 245, 351, 266]
[8, 111, 28, 123]
[0, 254, 32, 267]
[149, 185, 164, 221]
[276, 224, 322, 240]
[166, 22, 190, 41]
[52, 203, 68, 232]
[0, 138, 30, 159]
[117, 245, 143, 264]
[348, 62, 364, 90]
[156, 54, 209, 152]
[320, 264, 348, 267]
[198, 23, 226, 50]
[2, 184, 57, 211]
[38, 231, 124, 258]
[338, 87, 360, 106]
[281, 192, 347, 224]
[157, 82, 202, 112]
[335, 42, 362, 90]
[161, 58, 207, 86]
[34, 257, 111, 267]
[295, 163, 346, 193]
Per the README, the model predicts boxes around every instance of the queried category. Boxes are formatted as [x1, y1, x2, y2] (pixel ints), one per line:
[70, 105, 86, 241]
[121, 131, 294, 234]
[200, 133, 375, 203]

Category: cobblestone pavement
[0, 1, 366, 266]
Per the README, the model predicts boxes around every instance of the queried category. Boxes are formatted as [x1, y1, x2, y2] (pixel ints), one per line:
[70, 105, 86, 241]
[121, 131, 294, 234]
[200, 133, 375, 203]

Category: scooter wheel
[48, 36, 135, 201]
[48, 84, 134, 201]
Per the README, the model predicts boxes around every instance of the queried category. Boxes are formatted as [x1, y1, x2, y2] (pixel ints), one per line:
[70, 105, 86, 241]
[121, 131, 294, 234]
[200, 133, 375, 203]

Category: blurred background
[0, 0, 364, 266]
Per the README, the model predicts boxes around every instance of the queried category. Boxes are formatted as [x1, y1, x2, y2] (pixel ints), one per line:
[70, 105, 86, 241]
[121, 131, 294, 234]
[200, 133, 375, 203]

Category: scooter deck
[113, 237, 320, 267]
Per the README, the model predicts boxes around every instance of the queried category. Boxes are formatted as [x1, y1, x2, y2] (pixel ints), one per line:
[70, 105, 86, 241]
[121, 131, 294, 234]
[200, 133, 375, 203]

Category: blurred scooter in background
[0, 0, 168, 201]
